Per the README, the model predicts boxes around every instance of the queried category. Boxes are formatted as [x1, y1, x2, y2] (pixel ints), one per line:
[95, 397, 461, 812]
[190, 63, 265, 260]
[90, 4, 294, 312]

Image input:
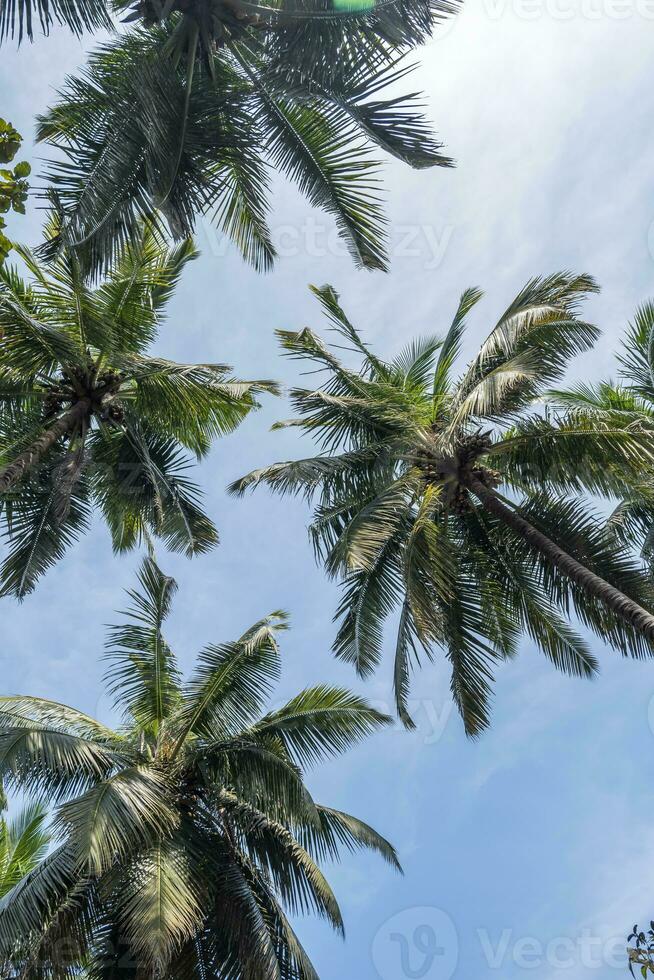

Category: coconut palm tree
[0, 221, 276, 598]
[29, 0, 455, 275]
[230, 277, 654, 736]
[0, 557, 398, 978]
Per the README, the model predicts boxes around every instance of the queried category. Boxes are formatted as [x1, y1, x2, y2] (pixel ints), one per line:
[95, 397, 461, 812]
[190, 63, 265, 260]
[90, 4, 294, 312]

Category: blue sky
[2, 5, 654, 978]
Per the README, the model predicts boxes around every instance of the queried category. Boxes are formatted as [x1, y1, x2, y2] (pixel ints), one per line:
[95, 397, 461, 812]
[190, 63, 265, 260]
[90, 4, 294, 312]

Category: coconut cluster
[41, 364, 127, 427]
[416, 429, 502, 516]
[122, 0, 258, 47]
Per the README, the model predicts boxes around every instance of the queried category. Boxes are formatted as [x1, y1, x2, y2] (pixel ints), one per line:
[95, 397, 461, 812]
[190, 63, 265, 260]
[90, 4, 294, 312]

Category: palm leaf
[56, 766, 177, 875]
[104, 557, 182, 732]
[251, 686, 391, 768]
[171, 612, 288, 750]
[0, 0, 110, 40]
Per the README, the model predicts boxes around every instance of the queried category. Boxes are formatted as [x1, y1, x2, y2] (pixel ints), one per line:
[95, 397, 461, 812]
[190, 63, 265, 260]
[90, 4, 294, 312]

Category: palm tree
[0, 557, 398, 978]
[25, 0, 456, 274]
[231, 277, 654, 736]
[0, 221, 276, 597]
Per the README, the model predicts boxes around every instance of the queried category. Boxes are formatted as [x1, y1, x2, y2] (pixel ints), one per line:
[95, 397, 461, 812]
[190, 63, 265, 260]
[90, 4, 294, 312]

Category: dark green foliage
[628, 924, 654, 977]
[33, 3, 455, 274]
[0, 800, 49, 899]
[551, 303, 654, 566]
[0, 223, 277, 596]
[0, 559, 398, 978]
[233, 277, 654, 735]
[0, 120, 30, 265]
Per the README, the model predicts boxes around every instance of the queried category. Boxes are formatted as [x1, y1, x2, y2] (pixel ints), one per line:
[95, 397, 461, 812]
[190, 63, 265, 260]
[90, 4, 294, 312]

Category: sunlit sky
[2, 5, 654, 977]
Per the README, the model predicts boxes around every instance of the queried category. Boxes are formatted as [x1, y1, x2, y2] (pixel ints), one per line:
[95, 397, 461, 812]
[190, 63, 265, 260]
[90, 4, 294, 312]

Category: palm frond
[244, 67, 388, 271]
[0, 802, 49, 897]
[96, 226, 199, 355]
[0, 844, 83, 960]
[0, 0, 110, 42]
[91, 421, 219, 556]
[491, 410, 654, 499]
[432, 285, 483, 396]
[332, 521, 406, 677]
[113, 836, 205, 969]
[618, 300, 654, 398]
[0, 264, 83, 377]
[0, 721, 119, 802]
[122, 356, 275, 456]
[452, 273, 600, 423]
[251, 686, 391, 768]
[503, 494, 654, 661]
[0, 695, 119, 742]
[202, 738, 318, 824]
[220, 791, 344, 933]
[56, 766, 177, 875]
[171, 612, 288, 749]
[0, 458, 92, 599]
[104, 557, 182, 731]
[298, 805, 401, 870]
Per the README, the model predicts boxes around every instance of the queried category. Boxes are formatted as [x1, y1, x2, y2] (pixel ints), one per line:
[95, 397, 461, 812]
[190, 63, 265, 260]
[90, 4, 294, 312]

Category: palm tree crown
[0, 222, 276, 597]
[0, 558, 397, 978]
[0, 0, 454, 51]
[34, 13, 453, 275]
[232, 277, 654, 735]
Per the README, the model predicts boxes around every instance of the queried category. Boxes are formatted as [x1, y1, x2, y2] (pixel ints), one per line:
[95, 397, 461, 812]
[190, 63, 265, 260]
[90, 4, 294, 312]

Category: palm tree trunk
[0, 398, 91, 494]
[464, 472, 654, 643]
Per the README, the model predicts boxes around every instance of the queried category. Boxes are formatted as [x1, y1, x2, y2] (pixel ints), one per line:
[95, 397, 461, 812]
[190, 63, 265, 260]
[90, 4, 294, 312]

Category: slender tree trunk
[464, 472, 654, 643]
[0, 398, 91, 494]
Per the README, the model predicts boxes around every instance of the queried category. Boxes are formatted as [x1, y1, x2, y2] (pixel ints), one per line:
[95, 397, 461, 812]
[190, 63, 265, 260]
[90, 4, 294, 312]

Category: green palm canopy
[0, 0, 453, 49]
[550, 302, 654, 567]
[0, 558, 397, 978]
[0, 223, 276, 598]
[231, 276, 654, 736]
[24, 0, 456, 274]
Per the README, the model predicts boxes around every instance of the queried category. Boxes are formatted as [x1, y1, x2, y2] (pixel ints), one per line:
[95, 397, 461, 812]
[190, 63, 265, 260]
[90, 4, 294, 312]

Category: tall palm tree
[0, 557, 398, 978]
[33, 12, 453, 276]
[231, 277, 654, 736]
[0, 221, 276, 597]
